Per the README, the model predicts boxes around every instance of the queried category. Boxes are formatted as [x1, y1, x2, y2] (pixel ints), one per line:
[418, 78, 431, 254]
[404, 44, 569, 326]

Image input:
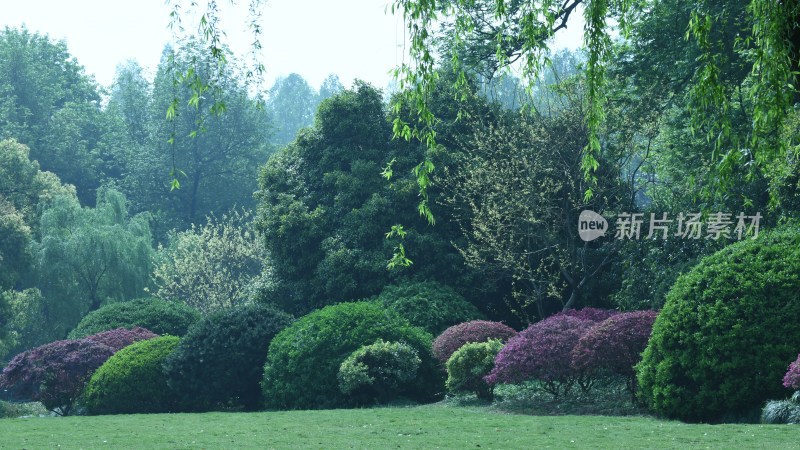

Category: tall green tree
[120, 41, 271, 233]
[266, 73, 318, 146]
[256, 81, 495, 314]
[0, 27, 107, 204]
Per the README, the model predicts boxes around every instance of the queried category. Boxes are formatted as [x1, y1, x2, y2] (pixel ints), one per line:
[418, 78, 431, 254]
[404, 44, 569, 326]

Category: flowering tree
[485, 315, 592, 398]
[571, 310, 658, 400]
[0, 339, 114, 415]
[432, 320, 517, 364]
[152, 210, 266, 315]
[85, 327, 158, 352]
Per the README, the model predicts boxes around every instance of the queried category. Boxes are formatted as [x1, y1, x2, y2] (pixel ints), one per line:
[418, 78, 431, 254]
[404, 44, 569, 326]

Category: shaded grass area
[0, 404, 798, 449]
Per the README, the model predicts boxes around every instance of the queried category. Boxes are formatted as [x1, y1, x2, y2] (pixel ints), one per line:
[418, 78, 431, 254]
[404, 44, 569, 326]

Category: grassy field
[0, 403, 798, 449]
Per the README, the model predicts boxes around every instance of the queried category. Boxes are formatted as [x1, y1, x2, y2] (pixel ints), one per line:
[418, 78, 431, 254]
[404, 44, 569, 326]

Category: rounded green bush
[68, 297, 200, 338]
[262, 301, 443, 409]
[376, 281, 483, 334]
[636, 226, 800, 422]
[445, 339, 503, 401]
[163, 303, 294, 411]
[338, 339, 421, 405]
[83, 336, 181, 415]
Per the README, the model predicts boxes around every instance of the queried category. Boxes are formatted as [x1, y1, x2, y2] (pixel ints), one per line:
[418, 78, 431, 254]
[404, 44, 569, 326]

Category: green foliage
[0, 27, 103, 202]
[266, 73, 318, 146]
[256, 81, 490, 314]
[445, 339, 503, 401]
[35, 189, 154, 336]
[439, 81, 629, 321]
[0, 288, 48, 360]
[0, 138, 76, 234]
[151, 210, 266, 315]
[262, 301, 443, 409]
[637, 226, 800, 422]
[67, 297, 200, 339]
[117, 39, 271, 232]
[83, 335, 181, 415]
[163, 303, 293, 411]
[0, 198, 30, 293]
[337, 339, 421, 405]
[375, 281, 483, 334]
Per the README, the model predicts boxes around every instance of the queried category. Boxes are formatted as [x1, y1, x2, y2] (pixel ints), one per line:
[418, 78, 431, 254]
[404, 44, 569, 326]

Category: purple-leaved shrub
[85, 327, 158, 352]
[485, 315, 592, 398]
[432, 320, 517, 364]
[550, 307, 619, 323]
[0, 339, 115, 415]
[571, 310, 658, 399]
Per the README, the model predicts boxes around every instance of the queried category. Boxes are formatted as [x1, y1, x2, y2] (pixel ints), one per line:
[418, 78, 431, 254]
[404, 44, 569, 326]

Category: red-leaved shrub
[571, 310, 658, 398]
[783, 354, 800, 390]
[432, 320, 517, 364]
[0, 339, 115, 415]
[85, 327, 158, 352]
[485, 315, 592, 398]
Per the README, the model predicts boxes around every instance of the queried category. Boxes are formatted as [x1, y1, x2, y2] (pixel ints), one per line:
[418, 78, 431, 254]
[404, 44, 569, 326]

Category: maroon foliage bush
[485, 315, 593, 398]
[432, 320, 517, 364]
[85, 327, 158, 352]
[783, 354, 800, 390]
[571, 310, 658, 396]
[0, 339, 115, 415]
[551, 307, 618, 323]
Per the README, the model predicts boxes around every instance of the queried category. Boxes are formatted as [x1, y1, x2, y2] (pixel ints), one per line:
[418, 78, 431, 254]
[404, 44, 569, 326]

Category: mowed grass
[0, 404, 797, 449]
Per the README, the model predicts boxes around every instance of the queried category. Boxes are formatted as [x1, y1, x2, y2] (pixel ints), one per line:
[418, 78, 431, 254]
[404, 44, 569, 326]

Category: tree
[125, 41, 271, 229]
[0, 27, 109, 204]
[151, 210, 265, 315]
[318, 73, 344, 103]
[266, 73, 318, 146]
[438, 76, 631, 322]
[35, 189, 154, 337]
[0, 139, 76, 233]
[256, 81, 492, 314]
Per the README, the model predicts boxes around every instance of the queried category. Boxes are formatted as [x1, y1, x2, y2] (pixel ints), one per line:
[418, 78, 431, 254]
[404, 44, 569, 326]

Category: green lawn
[0, 404, 797, 449]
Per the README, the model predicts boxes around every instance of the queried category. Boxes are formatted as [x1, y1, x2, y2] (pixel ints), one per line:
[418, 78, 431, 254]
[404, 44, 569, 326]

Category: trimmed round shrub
[637, 227, 800, 423]
[445, 339, 503, 401]
[551, 307, 619, 322]
[0, 339, 114, 415]
[337, 339, 421, 404]
[433, 320, 517, 364]
[571, 310, 658, 396]
[85, 327, 158, 352]
[68, 297, 200, 338]
[376, 281, 483, 334]
[262, 301, 442, 409]
[485, 315, 592, 398]
[163, 304, 293, 411]
[784, 354, 800, 390]
[83, 336, 181, 415]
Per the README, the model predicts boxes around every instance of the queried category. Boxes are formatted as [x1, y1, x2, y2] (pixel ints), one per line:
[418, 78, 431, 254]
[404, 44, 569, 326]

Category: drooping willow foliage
[391, 0, 799, 208]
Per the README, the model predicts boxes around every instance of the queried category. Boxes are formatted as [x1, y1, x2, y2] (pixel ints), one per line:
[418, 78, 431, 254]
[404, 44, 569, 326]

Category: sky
[1, 0, 584, 92]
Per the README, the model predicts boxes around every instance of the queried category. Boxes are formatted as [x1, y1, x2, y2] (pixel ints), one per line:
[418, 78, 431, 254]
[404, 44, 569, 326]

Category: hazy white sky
[1, 0, 583, 91]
